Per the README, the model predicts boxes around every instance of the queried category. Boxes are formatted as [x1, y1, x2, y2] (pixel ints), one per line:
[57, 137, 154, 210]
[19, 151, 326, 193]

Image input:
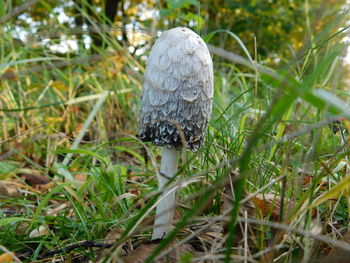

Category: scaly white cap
[139, 27, 214, 151]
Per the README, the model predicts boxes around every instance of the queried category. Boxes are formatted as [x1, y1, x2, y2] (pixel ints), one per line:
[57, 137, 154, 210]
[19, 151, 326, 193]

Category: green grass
[1, 2, 350, 263]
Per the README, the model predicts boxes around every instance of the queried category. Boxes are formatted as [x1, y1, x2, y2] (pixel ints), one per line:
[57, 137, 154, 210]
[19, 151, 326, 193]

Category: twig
[0, 53, 109, 80]
[41, 240, 114, 257]
[0, 89, 132, 112]
[22, 24, 150, 43]
[280, 118, 345, 142]
[208, 44, 253, 69]
[0, 123, 47, 145]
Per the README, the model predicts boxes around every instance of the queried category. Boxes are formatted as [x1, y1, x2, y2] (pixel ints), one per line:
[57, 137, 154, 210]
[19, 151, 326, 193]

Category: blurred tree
[72, 0, 121, 49]
[155, 0, 346, 63]
[3, 0, 348, 62]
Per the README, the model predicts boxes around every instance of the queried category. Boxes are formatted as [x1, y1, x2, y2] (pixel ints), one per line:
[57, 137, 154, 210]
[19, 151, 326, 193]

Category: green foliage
[202, 0, 347, 62]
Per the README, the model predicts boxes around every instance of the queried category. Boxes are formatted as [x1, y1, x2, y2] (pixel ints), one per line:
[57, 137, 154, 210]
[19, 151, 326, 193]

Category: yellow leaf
[0, 252, 17, 262]
[343, 118, 350, 132]
[44, 116, 64, 124]
[311, 175, 350, 207]
[51, 80, 68, 91]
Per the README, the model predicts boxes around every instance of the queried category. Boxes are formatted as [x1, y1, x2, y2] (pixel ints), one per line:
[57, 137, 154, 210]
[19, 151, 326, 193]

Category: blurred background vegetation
[4, 0, 349, 59]
[1, 0, 350, 262]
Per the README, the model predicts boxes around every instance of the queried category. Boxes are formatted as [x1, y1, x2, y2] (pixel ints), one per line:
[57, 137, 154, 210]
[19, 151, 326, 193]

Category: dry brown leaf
[303, 175, 327, 189]
[41, 181, 56, 191]
[19, 173, 50, 186]
[122, 242, 194, 263]
[252, 193, 287, 221]
[0, 181, 21, 197]
[47, 202, 70, 216]
[0, 179, 44, 196]
[16, 221, 30, 235]
[103, 228, 124, 243]
[74, 173, 88, 183]
[252, 193, 317, 221]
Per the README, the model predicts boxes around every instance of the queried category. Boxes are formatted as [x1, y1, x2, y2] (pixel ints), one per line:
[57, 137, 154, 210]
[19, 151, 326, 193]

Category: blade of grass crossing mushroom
[54, 91, 109, 182]
[145, 176, 223, 263]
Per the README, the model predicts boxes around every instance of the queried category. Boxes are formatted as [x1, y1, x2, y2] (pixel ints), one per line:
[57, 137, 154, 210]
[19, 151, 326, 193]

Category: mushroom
[139, 27, 214, 240]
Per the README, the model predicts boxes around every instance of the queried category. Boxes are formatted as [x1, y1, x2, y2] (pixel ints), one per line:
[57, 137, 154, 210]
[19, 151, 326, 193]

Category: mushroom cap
[139, 27, 214, 151]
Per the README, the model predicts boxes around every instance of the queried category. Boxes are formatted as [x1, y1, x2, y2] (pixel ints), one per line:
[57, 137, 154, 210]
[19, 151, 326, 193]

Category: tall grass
[0, 1, 350, 262]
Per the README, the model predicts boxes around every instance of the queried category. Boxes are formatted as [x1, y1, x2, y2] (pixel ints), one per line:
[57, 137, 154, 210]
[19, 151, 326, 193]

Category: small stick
[0, 123, 47, 145]
[41, 240, 114, 257]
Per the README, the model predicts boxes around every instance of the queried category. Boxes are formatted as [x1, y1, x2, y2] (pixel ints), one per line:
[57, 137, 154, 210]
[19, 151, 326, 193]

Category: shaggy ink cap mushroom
[139, 27, 214, 240]
[139, 27, 214, 151]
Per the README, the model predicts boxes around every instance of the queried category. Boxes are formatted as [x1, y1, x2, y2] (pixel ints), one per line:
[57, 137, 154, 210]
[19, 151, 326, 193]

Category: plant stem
[152, 147, 179, 240]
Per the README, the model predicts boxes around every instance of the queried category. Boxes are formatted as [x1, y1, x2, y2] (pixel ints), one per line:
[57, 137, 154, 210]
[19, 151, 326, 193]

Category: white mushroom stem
[152, 147, 179, 240]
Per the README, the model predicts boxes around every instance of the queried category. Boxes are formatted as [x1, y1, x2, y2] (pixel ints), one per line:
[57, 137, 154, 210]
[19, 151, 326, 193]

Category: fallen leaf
[122, 242, 194, 263]
[0, 252, 17, 262]
[252, 193, 293, 221]
[0, 181, 20, 197]
[47, 202, 70, 216]
[303, 176, 327, 189]
[74, 173, 88, 183]
[253, 193, 318, 221]
[29, 225, 50, 238]
[104, 227, 124, 243]
[16, 221, 30, 235]
[19, 173, 50, 186]
[41, 182, 56, 191]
